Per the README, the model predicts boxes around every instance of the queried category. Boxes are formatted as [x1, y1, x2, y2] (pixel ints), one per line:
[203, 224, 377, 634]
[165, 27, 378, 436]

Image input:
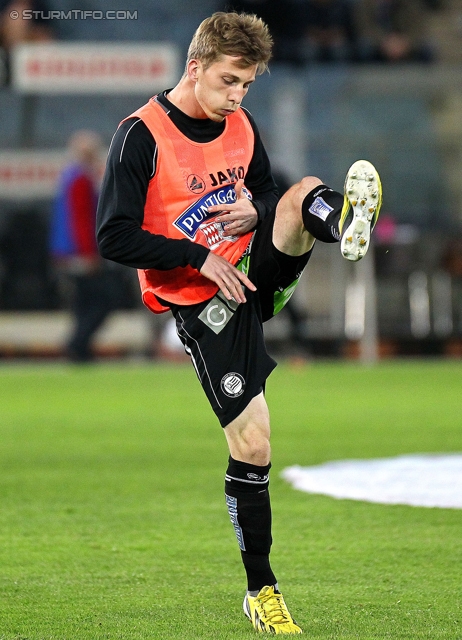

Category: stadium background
[1, 0, 462, 361]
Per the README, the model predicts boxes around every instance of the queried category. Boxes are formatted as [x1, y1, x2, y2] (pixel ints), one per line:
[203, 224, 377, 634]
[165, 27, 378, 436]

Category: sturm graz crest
[221, 372, 245, 398]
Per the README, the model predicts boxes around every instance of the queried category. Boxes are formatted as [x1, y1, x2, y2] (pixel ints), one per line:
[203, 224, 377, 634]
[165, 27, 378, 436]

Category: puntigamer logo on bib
[173, 184, 238, 239]
[173, 184, 252, 240]
[221, 373, 245, 398]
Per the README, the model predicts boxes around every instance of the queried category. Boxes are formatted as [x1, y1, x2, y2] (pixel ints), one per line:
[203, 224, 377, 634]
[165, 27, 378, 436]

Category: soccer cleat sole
[340, 160, 382, 262]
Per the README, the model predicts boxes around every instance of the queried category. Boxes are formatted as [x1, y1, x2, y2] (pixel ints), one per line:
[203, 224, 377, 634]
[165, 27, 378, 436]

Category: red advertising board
[0, 151, 67, 198]
[12, 43, 180, 93]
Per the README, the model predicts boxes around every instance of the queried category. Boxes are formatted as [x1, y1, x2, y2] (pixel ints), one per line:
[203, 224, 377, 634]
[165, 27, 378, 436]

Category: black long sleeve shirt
[96, 91, 279, 272]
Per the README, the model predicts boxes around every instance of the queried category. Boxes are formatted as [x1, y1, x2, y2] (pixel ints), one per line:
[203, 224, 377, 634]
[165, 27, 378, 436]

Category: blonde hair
[187, 12, 273, 74]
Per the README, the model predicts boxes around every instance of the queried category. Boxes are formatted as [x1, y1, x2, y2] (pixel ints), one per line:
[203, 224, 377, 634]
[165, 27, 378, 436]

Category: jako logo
[187, 174, 205, 194]
[209, 166, 245, 187]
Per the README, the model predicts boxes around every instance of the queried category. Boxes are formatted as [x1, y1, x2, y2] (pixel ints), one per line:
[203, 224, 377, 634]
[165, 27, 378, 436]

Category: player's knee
[293, 176, 323, 208]
[241, 434, 271, 466]
[278, 176, 323, 222]
[224, 392, 271, 465]
[226, 421, 271, 466]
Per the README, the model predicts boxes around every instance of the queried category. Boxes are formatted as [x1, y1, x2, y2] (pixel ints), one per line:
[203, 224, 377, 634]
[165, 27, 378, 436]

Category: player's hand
[200, 252, 256, 304]
[207, 179, 258, 236]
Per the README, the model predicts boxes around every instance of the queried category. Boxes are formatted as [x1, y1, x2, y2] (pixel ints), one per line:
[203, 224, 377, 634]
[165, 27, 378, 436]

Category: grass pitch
[0, 360, 461, 639]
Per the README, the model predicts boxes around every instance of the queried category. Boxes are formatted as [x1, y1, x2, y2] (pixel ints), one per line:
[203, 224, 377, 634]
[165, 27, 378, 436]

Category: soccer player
[96, 12, 382, 634]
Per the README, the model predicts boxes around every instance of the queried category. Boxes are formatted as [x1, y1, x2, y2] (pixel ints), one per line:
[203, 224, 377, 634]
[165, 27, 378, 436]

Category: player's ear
[187, 59, 201, 82]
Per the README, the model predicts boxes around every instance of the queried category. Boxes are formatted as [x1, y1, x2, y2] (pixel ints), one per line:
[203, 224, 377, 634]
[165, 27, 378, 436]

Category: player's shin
[224, 456, 277, 592]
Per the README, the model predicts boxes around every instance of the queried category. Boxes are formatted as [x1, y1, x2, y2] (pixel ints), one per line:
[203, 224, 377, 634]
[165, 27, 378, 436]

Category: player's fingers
[224, 272, 248, 303]
[207, 203, 239, 215]
[217, 282, 235, 302]
[220, 268, 255, 303]
[215, 211, 240, 222]
[235, 268, 256, 292]
[207, 205, 228, 214]
[200, 254, 255, 301]
[222, 223, 244, 237]
[218, 278, 246, 304]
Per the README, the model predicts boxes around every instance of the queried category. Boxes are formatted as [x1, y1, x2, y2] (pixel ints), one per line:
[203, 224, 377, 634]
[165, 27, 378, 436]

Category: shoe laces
[257, 587, 292, 624]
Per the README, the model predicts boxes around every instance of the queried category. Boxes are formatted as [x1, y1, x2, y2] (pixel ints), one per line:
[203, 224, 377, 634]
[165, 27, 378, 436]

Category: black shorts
[170, 209, 312, 427]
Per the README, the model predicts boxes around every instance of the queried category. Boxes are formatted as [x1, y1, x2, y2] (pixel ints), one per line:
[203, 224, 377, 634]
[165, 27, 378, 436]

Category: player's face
[191, 55, 257, 122]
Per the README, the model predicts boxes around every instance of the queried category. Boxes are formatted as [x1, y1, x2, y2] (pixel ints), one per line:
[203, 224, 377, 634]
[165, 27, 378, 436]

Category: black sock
[302, 184, 344, 243]
[225, 456, 277, 591]
[240, 552, 276, 593]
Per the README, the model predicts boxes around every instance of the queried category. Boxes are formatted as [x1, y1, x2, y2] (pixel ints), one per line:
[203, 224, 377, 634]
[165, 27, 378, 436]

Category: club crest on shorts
[221, 372, 245, 398]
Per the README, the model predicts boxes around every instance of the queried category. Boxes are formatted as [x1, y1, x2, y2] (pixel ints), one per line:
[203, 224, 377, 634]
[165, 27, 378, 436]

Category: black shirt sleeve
[96, 118, 210, 271]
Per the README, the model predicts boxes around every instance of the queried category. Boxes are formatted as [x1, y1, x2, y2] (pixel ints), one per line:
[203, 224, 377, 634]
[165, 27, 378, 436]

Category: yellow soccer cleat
[243, 585, 303, 634]
[339, 159, 382, 261]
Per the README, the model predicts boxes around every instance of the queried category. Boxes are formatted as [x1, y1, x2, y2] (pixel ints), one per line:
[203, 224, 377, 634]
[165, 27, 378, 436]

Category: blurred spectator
[300, 0, 357, 63]
[0, 0, 54, 83]
[50, 131, 121, 362]
[221, 0, 307, 64]
[353, 0, 435, 63]
[0, 0, 54, 49]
